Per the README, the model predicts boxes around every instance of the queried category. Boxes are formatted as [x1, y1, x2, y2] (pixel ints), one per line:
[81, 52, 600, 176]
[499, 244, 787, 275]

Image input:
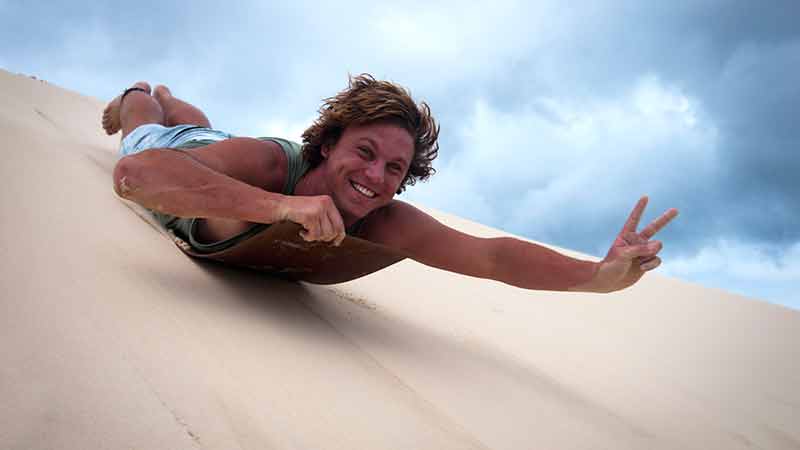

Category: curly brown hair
[301, 74, 439, 194]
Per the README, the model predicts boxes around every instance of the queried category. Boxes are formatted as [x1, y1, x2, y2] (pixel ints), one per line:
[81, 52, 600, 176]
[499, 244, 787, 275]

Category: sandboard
[166, 221, 407, 284]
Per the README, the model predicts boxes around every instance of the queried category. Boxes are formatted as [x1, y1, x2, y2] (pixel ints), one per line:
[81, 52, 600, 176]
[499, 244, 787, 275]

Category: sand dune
[1, 68, 798, 449]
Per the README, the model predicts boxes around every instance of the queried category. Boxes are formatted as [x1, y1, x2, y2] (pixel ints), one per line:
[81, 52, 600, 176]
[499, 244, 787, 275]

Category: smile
[350, 180, 377, 198]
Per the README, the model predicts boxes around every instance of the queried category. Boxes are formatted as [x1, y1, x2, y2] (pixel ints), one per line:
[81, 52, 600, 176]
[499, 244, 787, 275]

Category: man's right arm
[113, 137, 291, 224]
[112, 137, 345, 244]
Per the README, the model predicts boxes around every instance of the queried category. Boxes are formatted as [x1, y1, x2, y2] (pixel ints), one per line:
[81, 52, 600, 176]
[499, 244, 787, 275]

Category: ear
[321, 144, 331, 159]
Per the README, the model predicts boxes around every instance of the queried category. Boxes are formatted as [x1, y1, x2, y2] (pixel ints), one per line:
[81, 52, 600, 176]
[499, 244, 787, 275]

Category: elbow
[112, 155, 143, 199]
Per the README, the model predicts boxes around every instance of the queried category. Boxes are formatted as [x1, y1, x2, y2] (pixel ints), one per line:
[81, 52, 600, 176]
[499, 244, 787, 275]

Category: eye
[357, 146, 372, 158]
[388, 163, 404, 175]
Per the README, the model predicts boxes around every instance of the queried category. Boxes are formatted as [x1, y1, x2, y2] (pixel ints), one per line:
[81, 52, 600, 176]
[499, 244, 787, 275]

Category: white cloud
[369, 1, 552, 62]
[661, 239, 800, 309]
[256, 116, 316, 144]
[665, 240, 800, 283]
[364, 0, 568, 91]
[633, 75, 698, 126]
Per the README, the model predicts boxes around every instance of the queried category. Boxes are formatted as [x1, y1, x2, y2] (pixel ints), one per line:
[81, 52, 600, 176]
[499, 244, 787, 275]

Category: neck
[293, 166, 327, 197]
[293, 167, 360, 228]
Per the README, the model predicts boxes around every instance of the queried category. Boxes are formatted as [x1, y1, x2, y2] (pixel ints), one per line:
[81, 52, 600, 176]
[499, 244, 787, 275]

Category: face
[320, 122, 414, 224]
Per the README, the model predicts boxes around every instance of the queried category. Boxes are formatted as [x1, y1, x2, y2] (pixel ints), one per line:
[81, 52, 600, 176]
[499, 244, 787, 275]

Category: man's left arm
[362, 197, 677, 293]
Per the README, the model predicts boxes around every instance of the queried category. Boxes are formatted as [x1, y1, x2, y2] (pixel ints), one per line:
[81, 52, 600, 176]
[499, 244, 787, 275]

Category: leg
[102, 81, 166, 138]
[153, 85, 212, 128]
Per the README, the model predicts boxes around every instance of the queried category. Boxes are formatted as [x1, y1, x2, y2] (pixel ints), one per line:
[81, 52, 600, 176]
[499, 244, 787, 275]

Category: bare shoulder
[170, 137, 289, 243]
[358, 200, 445, 250]
[181, 137, 288, 193]
[358, 200, 495, 277]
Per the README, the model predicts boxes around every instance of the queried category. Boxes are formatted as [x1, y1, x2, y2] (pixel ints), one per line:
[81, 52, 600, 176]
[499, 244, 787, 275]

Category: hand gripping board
[168, 221, 406, 285]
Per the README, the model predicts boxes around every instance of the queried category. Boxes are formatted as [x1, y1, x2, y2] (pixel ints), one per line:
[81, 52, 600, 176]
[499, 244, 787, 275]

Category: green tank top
[173, 136, 309, 195]
[151, 137, 311, 254]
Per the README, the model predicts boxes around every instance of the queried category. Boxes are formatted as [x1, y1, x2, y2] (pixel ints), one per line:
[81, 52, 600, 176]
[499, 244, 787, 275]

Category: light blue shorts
[119, 124, 234, 156]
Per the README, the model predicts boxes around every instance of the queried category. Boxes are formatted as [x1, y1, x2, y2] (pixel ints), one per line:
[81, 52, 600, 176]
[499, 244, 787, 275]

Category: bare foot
[102, 81, 151, 135]
[153, 84, 173, 101]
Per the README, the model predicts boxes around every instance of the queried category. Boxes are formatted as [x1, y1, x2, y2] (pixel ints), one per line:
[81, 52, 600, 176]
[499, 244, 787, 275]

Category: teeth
[351, 181, 376, 198]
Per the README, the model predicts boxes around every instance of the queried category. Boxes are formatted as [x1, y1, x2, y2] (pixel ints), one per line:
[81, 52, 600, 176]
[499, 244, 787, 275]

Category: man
[107, 74, 678, 292]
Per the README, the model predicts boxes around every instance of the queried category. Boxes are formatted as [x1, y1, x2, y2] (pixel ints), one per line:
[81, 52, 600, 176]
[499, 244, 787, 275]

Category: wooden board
[168, 221, 406, 284]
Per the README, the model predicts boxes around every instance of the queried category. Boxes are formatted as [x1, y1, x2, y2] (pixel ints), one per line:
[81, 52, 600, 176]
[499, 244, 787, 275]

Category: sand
[1, 68, 798, 449]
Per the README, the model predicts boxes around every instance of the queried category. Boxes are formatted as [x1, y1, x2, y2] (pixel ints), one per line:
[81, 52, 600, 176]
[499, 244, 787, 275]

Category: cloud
[662, 239, 800, 309]
[408, 75, 719, 254]
[2, 0, 798, 308]
[256, 115, 316, 144]
[366, 1, 558, 77]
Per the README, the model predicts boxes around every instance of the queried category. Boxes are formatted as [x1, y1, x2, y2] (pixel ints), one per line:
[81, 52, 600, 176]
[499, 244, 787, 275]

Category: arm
[485, 236, 599, 291]
[113, 138, 289, 224]
[112, 137, 346, 244]
[361, 201, 599, 291]
[363, 198, 677, 293]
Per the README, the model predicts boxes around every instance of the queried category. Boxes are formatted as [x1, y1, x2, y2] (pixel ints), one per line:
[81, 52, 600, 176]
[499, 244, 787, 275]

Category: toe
[153, 84, 172, 99]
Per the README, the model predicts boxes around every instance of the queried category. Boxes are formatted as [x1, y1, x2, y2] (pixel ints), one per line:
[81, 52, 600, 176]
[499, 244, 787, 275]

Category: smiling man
[108, 74, 677, 293]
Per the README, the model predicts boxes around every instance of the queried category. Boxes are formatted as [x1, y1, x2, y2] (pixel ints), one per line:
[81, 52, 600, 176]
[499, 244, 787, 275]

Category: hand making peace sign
[579, 196, 679, 293]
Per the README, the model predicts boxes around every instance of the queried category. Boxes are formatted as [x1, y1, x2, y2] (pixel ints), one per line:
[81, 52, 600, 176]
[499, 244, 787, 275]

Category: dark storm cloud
[456, 1, 800, 259]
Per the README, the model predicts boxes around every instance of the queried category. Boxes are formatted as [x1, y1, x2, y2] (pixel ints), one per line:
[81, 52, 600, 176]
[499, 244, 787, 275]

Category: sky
[2, 0, 798, 309]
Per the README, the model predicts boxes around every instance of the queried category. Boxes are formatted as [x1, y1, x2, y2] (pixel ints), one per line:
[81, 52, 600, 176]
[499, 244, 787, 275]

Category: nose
[365, 160, 385, 184]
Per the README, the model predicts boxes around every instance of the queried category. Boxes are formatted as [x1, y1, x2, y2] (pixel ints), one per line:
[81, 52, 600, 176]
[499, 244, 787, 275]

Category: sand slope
[1, 69, 798, 450]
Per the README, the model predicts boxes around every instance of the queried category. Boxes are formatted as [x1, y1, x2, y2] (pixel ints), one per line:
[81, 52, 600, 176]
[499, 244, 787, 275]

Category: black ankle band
[120, 87, 148, 105]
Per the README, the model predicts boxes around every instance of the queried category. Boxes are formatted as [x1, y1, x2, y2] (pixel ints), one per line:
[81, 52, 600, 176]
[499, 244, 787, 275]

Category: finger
[333, 226, 346, 246]
[640, 256, 662, 271]
[329, 209, 346, 246]
[620, 196, 649, 234]
[640, 208, 679, 240]
[301, 217, 322, 241]
[639, 255, 657, 264]
[622, 241, 662, 259]
[621, 231, 647, 246]
[319, 213, 335, 242]
[299, 228, 315, 241]
[313, 216, 325, 241]
[298, 218, 311, 240]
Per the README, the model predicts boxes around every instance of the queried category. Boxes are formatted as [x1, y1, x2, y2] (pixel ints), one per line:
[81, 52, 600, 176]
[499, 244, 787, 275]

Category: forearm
[113, 148, 287, 224]
[491, 237, 600, 291]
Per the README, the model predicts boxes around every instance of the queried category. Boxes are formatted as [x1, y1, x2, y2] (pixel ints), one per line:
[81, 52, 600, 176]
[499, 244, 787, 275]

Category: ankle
[119, 87, 151, 109]
[126, 81, 151, 96]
